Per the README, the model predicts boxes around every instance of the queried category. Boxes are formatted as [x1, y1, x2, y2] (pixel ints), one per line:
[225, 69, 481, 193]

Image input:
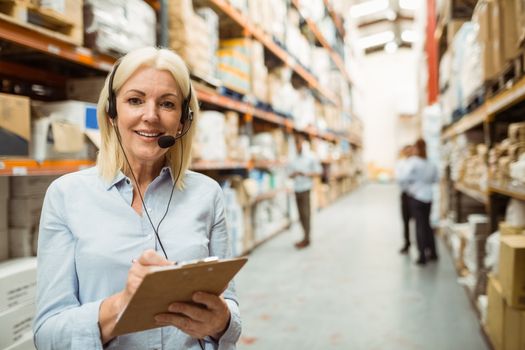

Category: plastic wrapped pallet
[285, 20, 311, 69]
[170, 2, 215, 78]
[266, 68, 298, 116]
[292, 89, 316, 130]
[39, 0, 84, 45]
[217, 39, 251, 94]
[193, 111, 227, 162]
[221, 181, 245, 257]
[84, 0, 156, 56]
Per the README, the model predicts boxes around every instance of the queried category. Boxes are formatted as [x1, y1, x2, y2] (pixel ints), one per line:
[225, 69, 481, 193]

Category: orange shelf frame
[0, 159, 95, 176]
[207, 0, 339, 105]
[291, 0, 352, 84]
[323, 0, 345, 39]
[0, 16, 115, 71]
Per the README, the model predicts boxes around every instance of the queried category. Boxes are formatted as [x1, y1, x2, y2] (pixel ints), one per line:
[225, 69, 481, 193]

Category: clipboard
[111, 256, 248, 337]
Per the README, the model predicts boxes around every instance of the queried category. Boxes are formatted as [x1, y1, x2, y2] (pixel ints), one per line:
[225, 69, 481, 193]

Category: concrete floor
[235, 183, 490, 350]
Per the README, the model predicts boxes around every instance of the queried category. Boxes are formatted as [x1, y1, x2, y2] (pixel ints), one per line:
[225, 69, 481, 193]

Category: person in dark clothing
[395, 145, 414, 254]
[401, 139, 438, 265]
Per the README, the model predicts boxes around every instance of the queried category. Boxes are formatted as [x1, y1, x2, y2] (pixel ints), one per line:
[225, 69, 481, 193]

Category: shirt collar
[104, 165, 175, 191]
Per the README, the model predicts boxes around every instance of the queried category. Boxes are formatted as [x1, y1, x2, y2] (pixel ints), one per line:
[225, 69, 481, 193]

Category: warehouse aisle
[235, 183, 489, 350]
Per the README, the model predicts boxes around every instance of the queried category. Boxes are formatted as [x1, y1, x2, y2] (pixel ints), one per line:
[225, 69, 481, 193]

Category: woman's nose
[142, 100, 159, 122]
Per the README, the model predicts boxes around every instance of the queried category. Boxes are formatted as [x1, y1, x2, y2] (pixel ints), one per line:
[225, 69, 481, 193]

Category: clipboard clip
[174, 256, 219, 268]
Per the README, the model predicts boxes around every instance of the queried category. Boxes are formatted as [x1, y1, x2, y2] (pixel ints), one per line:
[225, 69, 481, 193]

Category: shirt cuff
[73, 299, 105, 349]
[217, 298, 241, 349]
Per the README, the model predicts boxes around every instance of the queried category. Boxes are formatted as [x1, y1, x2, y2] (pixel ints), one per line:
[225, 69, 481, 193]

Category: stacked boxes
[31, 100, 98, 162]
[0, 258, 37, 350]
[170, 1, 218, 78]
[0, 93, 31, 157]
[9, 176, 57, 258]
[0, 178, 9, 261]
[485, 235, 525, 349]
[84, 0, 156, 56]
[250, 41, 268, 103]
[217, 39, 251, 94]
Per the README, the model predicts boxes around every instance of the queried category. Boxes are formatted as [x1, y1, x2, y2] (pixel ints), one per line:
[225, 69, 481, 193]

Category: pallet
[218, 86, 245, 102]
[254, 100, 272, 112]
[465, 86, 485, 114]
[485, 51, 525, 99]
[0, 0, 82, 46]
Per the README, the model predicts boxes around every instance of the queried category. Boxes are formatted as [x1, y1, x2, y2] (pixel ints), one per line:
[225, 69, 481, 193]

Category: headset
[106, 61, 194, 260]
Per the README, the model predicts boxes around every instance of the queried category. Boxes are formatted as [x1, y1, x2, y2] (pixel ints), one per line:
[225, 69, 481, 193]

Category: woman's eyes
[126, 98, 176, 110]
[127, 97, 143, 105]
[160, 101, 176, 109]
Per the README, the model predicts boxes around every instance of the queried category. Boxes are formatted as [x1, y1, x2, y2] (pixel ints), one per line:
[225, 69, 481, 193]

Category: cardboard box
[31, 100, 97, 162]
[517, 0, 525, 45]
[9, 227, 35, 258]
[4, 331, 35, 350]
[0, 302, 35, 349]
[0, 229, 7, 262]
[500, 235, 525, 308]
[10, 176, 56, 198]
[472, 0, 496, 80]
[486, 274, 505, 350]
[447, 19, 467, 46]
[0, 93, 30, 157]
[0, 258, 37, 313]
[8, 197, 44, 228]
[504, 304, 525, 350]
[0, 177, 8, 198]
[490, 0, 504, 76]
[500, 221, 525, 236]
[499, 0, 519, 61]
[66, 77, 105, 104]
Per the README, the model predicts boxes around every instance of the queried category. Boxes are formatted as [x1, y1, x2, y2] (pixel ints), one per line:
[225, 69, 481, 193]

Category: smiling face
[114, 66, 183, 169]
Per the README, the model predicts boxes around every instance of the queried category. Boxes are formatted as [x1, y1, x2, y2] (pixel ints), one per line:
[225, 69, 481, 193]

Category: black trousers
[401, 192, 411, 246]
[295, 190, 311, 241]
[410, 197, 437, 259]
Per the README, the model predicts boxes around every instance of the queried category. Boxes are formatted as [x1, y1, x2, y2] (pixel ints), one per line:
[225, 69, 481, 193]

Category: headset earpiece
[180, 86, 193, 124]
[107, 62, 120, 120]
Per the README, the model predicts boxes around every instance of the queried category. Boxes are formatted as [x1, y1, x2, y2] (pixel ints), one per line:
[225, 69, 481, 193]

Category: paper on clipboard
[111, 257, 248, 337]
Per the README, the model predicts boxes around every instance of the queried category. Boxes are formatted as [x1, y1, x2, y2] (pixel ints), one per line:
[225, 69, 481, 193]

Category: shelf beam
[206, 0, 339, 106]
[291, 0, 352, 85]
[442, 105, 487, 140]
[0, 15, 114, 71]
[455, 182, 488, 205]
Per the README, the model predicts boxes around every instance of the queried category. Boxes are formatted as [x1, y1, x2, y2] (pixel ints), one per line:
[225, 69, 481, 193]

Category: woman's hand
[154, 292, 231, 340]
[118, 249, 173, 309]
[99, 249, 173, 344]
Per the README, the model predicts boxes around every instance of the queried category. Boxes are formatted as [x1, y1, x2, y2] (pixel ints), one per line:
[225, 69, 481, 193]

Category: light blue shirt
[395, 158, 411, 193]
[401, 156, 438, 203]
[288, 152, 322, 193]
[33, 166, 241, 350]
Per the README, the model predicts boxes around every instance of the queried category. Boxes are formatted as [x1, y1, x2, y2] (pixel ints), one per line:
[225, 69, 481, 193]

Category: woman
[33, 47, 241, 349]
[403, 139, 438, 265]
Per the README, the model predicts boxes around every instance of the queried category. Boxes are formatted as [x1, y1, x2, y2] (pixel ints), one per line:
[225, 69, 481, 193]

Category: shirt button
[125, 179, 130, 184]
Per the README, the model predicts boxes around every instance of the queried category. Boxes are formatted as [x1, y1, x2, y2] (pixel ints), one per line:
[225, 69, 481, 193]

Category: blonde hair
[96, 47, 199, 189]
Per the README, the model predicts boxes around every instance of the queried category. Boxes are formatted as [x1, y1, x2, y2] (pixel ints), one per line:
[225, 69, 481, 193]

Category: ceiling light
[350, 0, 390, 19]
[385, 41, 398, 53]
[358, 31, 395, 49]
[401, 30, 417, 42]
[399, 0, 417, 10]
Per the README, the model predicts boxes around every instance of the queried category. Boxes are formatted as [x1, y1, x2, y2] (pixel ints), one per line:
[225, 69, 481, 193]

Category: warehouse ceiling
[350, 0, 418, 54]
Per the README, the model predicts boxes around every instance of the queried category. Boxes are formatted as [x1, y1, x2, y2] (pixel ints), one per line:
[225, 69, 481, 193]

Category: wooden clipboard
[111, 257, 248, 337]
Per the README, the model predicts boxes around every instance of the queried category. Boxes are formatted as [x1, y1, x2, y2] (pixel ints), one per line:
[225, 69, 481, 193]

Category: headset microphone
[158, 135, 176, 148]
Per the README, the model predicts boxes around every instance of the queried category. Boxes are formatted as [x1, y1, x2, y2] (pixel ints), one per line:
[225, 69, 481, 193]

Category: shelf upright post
[160, 0, 169, 47]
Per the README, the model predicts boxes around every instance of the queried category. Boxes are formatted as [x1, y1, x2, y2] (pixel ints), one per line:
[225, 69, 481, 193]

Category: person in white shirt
[395, 145, 414, 254]
[288, 135, 322, 249]
[402, 139, 439, 265]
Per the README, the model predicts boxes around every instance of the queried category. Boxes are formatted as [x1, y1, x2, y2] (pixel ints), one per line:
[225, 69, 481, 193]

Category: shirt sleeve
[311, 156, 322, 175]
[207, 185, 242, 349]
[33, 181, 105, 350]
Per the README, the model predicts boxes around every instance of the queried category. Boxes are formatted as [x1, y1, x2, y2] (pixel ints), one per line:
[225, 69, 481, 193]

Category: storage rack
[0, 0, 362, 254]
[442, 75, 525, 232]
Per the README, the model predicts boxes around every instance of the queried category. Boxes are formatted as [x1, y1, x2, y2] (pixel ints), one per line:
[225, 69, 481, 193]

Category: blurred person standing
[395, 145, 413, 254]
[288, 134, 322, 249]
[402, 139, 439, 265]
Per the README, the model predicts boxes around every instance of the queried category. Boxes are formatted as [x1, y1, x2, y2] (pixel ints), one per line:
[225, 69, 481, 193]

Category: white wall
[353, 48, 420, 173]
